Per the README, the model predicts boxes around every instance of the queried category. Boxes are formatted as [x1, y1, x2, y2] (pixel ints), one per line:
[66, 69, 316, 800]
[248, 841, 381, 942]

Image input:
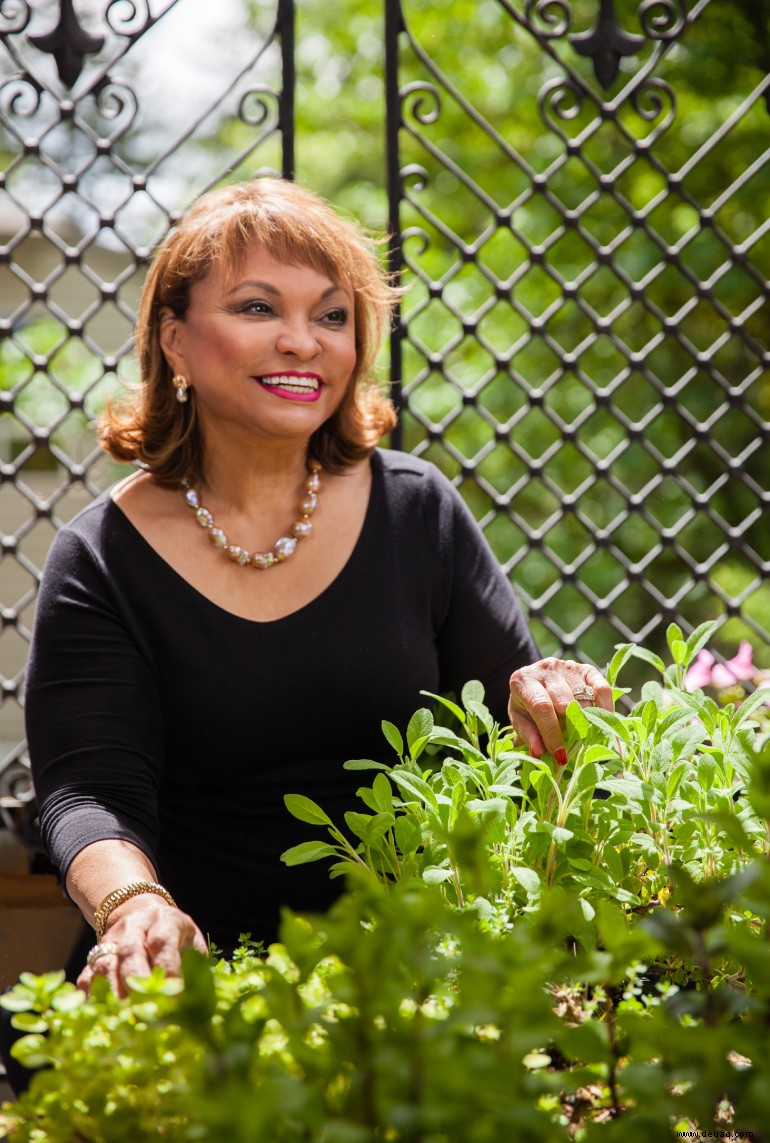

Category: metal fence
[1, 0, 769, 842]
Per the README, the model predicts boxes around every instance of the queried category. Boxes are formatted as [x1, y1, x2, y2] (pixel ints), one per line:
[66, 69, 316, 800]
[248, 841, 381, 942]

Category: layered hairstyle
[98, 178, 399, 485]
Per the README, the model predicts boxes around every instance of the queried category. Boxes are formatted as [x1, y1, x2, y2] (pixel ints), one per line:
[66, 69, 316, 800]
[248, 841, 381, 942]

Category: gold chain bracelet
[94, 881, 177, 941]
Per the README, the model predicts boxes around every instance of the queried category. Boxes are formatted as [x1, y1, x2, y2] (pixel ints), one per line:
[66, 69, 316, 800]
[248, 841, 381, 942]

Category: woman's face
[159, 241, 357, 452]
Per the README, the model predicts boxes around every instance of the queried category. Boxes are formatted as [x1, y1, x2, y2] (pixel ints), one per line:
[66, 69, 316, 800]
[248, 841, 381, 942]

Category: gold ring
[86, 941, 119, 967]
[572, 685, 595, 703]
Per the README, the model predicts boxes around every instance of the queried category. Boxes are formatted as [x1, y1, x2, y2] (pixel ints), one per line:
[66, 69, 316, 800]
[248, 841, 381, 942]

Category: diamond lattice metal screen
[0, 0, 294, 837]
[386, 0, 770, 679]
[1, 0, 770, 843]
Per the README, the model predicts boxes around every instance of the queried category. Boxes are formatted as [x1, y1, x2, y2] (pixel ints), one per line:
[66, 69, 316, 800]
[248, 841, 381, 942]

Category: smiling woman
[16, 178, 609, 1042]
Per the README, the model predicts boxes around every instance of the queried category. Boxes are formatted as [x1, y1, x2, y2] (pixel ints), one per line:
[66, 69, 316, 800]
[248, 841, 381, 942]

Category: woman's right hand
[77, 895, 208, 997]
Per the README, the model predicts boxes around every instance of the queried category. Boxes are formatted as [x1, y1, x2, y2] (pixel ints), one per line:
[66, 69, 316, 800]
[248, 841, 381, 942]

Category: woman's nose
[275, 318, 321, 360]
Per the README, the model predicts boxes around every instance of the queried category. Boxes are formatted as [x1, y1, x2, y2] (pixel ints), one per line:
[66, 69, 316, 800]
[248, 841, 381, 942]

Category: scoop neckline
[106, 451, 381, 627]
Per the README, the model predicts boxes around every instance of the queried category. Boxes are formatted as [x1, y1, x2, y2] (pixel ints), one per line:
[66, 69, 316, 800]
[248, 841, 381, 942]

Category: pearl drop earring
[172, 374, 189, 404]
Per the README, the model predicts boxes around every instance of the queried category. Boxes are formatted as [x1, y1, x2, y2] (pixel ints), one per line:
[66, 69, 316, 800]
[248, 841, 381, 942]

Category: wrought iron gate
[2, 0, 770, 837]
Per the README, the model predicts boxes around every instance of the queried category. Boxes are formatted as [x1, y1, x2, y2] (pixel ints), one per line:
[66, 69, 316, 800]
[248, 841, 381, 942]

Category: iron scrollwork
[29, 0, 104, 88]
[571, 0, 645, 89]
[526, 0, 689, 89]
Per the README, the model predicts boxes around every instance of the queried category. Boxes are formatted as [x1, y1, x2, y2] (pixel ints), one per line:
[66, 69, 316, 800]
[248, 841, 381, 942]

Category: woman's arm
[27, 519, 205, 992]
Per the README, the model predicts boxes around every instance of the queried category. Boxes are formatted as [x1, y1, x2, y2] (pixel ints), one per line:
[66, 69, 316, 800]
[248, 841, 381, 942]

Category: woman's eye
[239, 300, 273, 315]
[322, 308, 348, 326]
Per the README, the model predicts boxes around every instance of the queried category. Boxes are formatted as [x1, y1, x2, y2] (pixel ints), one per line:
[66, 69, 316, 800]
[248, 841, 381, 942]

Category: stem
[546, 840, 557, 889]
[450, 857, 465, 908]
[604, 993, 622, 1115]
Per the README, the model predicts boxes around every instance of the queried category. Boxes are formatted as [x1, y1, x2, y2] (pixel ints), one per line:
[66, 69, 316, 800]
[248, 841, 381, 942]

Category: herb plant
[2, 622, 769, 1141]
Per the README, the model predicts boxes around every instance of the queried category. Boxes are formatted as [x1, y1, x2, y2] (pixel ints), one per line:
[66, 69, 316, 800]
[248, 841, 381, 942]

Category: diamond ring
[572, 685, 595, 704]
[86, 941, 119, 967]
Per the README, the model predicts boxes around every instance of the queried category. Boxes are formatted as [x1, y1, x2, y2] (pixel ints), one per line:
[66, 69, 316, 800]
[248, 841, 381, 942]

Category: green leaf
[11, 1033, 52, 1070]
[0, 992, 34, 1014]
[666, 622, 684, 656]
[328, 862, 352, 879]
[606, 643, 636, 686]
[371, 772, 393, 813]
[576, 762, 600, 793]
[394, 816, 423, 855]
[488, 782, 525, 797]
[391, 770, 439, 810]
[281, 841, 339, 866]
[538, 821, 574, 844]
[583, 707, 632, 745]
[693, 811, 751, 850]
[10, 1012, 49, 1034]
[466, 797, 508, 816]
[345, 811, 375, 842]
[666, 761, 690, 800]
[422, 866, 454, 884]
[671, 639, 687, 666]
[579, 897, 596, 922]
[734, 688, 770, 728]
[603, 844, 624, 883]
[381, 720, 404, 757]
[343, 758, 392, 771]
[697, 755, 717, 792]
[559, 1020, 610, 1063]
[684, 619, 721, 664]
[284, 794, 333, 827]
[51, 987, 86, 1013]
[408, 734, 432, 764]
[366, 812, 396, 846]
[357, 786, 379, 812]
[430, 730, 485, 761]
[565, 699, 589, 738]
[461, 680, 485, 706]
[600, 777, 647, 801]
[465, 699, 494, 734]
[629, 646, 667, 675]
[583, 745, 618, 765]
[420, 690, 466, 724]
[511, 867, 541, 895]
[641, 699, 658, 737]
[407, 707, 433, 750]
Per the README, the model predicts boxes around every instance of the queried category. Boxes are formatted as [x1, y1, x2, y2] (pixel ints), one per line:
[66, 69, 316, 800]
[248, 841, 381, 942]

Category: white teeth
[259, 375, 319, 393]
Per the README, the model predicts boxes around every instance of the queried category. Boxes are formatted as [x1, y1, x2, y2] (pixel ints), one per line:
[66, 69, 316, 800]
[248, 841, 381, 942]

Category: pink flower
[683, 649, 715, 691]
[683, 641, 756, 691]
[733, 640, 756, 677]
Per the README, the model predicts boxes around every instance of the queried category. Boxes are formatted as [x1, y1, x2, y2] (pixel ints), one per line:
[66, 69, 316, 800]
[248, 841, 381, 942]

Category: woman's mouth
[255, 374, 323, 402]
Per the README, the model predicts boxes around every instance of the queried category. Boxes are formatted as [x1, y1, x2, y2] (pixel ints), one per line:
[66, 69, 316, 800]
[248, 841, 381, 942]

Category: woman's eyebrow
[225, 279, 280, 297]
[225, 280, 351, 300]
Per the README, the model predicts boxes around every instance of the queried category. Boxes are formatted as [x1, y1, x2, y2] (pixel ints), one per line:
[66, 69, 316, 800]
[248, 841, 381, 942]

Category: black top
[26, 449, 538, 950]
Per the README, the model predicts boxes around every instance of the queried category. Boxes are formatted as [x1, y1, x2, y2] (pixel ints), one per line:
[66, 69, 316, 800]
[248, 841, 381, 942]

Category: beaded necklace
[182, 462, 321, 570]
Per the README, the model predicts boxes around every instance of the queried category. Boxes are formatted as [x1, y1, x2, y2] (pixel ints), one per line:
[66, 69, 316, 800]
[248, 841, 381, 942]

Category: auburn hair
[98, 178, 399, 485]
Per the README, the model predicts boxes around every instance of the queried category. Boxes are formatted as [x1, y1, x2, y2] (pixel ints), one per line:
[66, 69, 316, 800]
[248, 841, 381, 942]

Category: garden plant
[2, 620, 769, 1141]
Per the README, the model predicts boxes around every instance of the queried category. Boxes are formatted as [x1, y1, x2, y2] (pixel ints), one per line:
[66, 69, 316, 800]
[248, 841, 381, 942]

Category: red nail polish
[555, 749, 568, 767]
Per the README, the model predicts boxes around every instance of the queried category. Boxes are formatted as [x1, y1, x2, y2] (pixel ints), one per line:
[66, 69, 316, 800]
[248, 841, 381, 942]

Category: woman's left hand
[508, 658, 613, 765]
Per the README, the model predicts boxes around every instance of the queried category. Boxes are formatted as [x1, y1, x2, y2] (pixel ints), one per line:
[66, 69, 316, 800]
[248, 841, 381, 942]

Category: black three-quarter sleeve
[26, 523, 164, 879]
[423, 465, 540, 724]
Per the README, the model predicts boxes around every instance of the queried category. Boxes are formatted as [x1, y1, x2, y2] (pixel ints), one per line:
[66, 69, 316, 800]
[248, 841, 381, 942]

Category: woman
[25, 179, 612, 997]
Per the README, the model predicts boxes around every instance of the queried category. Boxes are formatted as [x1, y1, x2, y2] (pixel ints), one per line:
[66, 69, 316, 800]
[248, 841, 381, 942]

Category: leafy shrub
[2, 622, 769, 1141]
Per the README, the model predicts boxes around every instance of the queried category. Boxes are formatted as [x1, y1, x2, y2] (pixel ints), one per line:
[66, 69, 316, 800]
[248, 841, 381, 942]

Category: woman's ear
[158, 307, 186, 375]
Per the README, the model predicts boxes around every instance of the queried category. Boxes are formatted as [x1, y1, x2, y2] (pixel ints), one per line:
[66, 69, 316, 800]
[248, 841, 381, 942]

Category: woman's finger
[509, 708, 545, 759]
[582, 666, 614, 711]
[509, 675, 571, 763]
[145, 912, 200, 977]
